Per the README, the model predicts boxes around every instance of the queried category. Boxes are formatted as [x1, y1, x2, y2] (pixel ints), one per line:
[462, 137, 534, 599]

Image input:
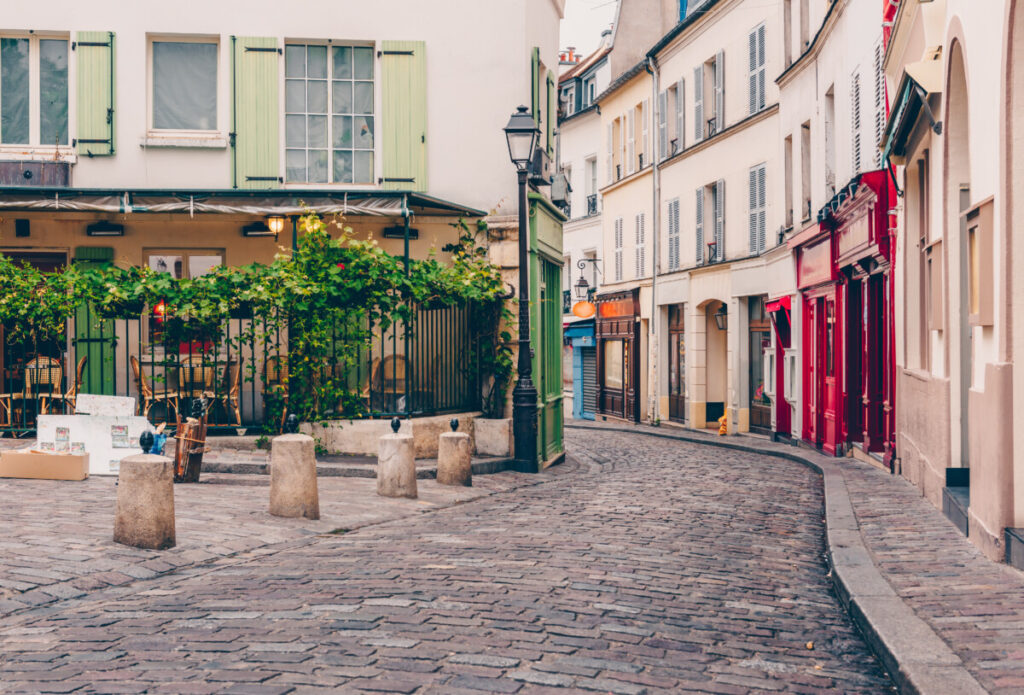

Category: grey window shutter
[749, 167, 758, 252]
[757, 165, 767, 252]
[874, 41, 885, 167]
[607, 123, 613, 183]
[676, 78, 685, 152]
[748, 30, 758, 116]
[715, 178, 725, 260]
[694, 66, 704, 142]
[757, 24, 766, 110]
[714, 50, 725, 134]
[669, 198, 680, 269]
[696, 188, 704, 264]
[658, 90, 668, 160]
[851, 72, 862, 174]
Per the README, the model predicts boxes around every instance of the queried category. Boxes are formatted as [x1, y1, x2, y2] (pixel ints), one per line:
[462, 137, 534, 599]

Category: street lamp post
[504, 105, 540, 473]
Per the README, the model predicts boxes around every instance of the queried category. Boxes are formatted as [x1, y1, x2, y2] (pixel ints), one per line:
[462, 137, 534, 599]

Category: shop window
[825, 301, 835, 377]
[966, 198, 994, 327]
[604, 339, 623, 389]
[151, 39, 218, 132]
[145, 249, 224, 344]
[0, 35, 69, 146]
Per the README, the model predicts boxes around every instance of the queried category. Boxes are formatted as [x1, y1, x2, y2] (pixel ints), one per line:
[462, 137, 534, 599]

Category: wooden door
[822, 296, 840, 455]
[803, 299, 818, 444]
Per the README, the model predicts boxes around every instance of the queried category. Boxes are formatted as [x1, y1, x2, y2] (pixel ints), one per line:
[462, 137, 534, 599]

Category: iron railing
[586, 194, 598, 216]
[0, 302, 482, 435]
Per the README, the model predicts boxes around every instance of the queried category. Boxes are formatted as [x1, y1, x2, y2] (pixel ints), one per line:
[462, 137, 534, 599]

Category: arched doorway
[703, 299, 728, 429]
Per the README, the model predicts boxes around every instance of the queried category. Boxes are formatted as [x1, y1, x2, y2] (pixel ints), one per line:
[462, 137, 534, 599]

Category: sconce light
[267, 216, 286, 236]
[714, 304, 728, 331]
[86, 220, 124, 237]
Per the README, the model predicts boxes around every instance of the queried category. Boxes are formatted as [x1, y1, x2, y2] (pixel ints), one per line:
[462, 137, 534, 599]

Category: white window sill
[0, 147, 77, 164]
[141, 134, 228, 149]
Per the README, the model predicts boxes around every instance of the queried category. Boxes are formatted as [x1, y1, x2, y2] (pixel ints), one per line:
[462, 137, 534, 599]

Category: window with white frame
[614, 217, 624, 281]
[694, 52, 723, 141]
[697, 180, 725, 263]
[285, 43, 375, 184]
[635, 212, 646, 278]
[748, 24, 766, 115]
[667, 197, 680, 270]
[749, 163, 766, 254]
[0, 35, 68, 146]
[151, 39, 218, 131]
[563, 84, 576, 117]
[582, 76, 595, 108]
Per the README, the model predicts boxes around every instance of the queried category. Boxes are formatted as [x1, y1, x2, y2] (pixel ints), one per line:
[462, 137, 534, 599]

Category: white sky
[561, 0, 618, 57]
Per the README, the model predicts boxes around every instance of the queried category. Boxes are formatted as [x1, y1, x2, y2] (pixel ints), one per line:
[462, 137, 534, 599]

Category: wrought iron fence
[586, 194, 598, 216]
[0, 301, 482, 436]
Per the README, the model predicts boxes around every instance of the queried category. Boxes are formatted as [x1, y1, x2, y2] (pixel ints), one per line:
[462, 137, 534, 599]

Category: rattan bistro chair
[130, 355, 178, 421]
[21, 356, 63, 415]
[60, 355, 87, 413]
[212, 360, 242, 425]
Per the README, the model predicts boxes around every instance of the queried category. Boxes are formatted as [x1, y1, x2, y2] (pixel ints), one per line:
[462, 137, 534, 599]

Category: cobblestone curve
[0, 429, 894, 694]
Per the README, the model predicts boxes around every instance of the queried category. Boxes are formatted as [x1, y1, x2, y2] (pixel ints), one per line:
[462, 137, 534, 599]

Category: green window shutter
[546, 69, 555, 156]
[232, 36, 280, 189]
[531, 47, 541, 125]
[74, 31, 115, 157]
[381, 40, 427, 192]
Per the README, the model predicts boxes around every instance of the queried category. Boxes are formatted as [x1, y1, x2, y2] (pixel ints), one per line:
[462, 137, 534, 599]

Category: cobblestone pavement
[0, 429, 893, 693]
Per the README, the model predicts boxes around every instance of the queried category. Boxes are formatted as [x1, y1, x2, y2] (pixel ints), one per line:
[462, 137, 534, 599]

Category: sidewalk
[568, 420, 1024, 695]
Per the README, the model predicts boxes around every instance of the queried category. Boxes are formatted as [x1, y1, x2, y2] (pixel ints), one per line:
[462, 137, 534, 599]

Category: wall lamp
[86, 220, 124, 237]
[714, 304, 728, 331]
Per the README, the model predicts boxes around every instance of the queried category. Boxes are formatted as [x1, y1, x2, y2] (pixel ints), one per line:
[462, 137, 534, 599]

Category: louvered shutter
[627, 109, 635, 174]
[232, 36, 280, 189]
[694, 66, 704, 142]
[606, 123, 613, 183]
[757, 25, 766, 110]
[668, 198, 680, 270]
[749, 167, 758, 252]
[696, 188, 704, 264]
[75, 31, 116, 156]
[714, 50, 725, 134]
[641, 99, 649, 168]
[757, 165, 767, 252]
[531, 47, 541, 125]
[874, 41, 885, 167]
[635, 213, 645, 278]
[546, 70, 556, 156]
[675, 79, 685, 152]
[748, 30, 758, 116]
[614, 217, 624, 281]
[381, 40, 428, 191]
[851, 72, 862, 174]
[714, 178, 725, 261]
[658, 91, 668, 160]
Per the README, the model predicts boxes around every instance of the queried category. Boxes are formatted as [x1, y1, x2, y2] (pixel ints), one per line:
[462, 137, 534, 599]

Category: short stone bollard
[377, 418, 417, 499]
[269, 433, 320, 520]
[113, 454, 176, 550]
[437, 418, 472, 487]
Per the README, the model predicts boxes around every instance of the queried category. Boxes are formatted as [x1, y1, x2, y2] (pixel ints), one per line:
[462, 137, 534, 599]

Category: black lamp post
[504, 105, 540, 473]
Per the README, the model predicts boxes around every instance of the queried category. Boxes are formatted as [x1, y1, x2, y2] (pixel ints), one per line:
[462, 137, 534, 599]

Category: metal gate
[581, 346, 597, 417]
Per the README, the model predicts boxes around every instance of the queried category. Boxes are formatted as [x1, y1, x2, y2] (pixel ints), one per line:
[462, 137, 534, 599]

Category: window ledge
[0, 147, 77, 164]
[141, 134, 228, 149]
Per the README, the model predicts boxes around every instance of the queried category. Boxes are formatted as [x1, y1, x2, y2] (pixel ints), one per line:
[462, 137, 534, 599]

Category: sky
[560, 0, 618, 57]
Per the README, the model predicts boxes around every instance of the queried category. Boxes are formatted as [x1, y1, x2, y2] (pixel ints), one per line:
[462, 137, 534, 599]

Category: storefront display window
[604, 339, 623, 389]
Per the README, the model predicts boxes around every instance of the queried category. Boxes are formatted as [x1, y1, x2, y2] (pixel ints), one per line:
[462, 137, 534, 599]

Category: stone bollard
[114, 454, 176, 550]
[269, 433, 320, 520]
[437, 418, 472, 487]
[377, 418, 417, 499]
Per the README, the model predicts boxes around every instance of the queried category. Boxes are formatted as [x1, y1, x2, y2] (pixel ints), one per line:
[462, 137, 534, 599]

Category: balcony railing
[586, 194, 598, 216]
[562, 289, 572, 314]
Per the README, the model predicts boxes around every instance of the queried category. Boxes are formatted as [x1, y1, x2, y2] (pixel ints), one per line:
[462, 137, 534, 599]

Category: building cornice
[658, 103, 779, 171]
[599, 165, 653, 196]
[775, 0, 846, 87]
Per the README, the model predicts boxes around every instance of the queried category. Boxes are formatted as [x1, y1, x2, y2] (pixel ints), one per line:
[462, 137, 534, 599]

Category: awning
[0, 188, 486, 218]
[765, 296, 791, 313]
[881, 56, 943, 165]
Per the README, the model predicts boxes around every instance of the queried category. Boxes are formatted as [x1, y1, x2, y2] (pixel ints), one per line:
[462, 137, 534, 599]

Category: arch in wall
[699, 298, 729, 427]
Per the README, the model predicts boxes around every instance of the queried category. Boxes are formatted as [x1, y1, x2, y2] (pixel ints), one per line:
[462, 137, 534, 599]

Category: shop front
[595, 288, 640, 422]
[792, 171, 894, 459]
[764, 295, 792, 440]
[564, 319, 596, 420]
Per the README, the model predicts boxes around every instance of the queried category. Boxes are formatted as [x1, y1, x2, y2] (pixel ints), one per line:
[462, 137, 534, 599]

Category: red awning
[766, 296, 791, 313]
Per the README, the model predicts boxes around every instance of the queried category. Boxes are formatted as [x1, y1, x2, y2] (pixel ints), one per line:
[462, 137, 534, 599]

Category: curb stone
[566, 422, 987, 695]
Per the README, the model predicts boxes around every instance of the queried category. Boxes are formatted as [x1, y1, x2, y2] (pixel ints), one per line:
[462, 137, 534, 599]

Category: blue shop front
[564, 319, 596, 420]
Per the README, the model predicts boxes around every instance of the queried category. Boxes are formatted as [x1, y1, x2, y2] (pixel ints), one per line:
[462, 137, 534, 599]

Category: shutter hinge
[106, 107, 113, 125]
[75, 139, 111, 144]
[245, 46, 282, 54]
[245, 176, 283, 183]
[379, 177, 415, 184]
[72, 41, 111, 50]
[228, 132, 236, 148]
[378, 50, 415, 57]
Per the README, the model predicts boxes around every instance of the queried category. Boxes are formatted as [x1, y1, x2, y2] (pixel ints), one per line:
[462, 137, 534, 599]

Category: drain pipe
[646, 55, 661, 424]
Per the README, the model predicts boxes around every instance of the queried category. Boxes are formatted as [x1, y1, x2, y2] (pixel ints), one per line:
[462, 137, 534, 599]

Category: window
[667, 197, 681, 270]
[145, 249, 224, 343]
[851, 72, 862, 174]
[698, 181, 725, 263]
[626, 108, 635, 175]
[694, 52, 723, 141]
[966, 199, 994, 326]
[635, 212, 646, 278]
[661, 80, 684, 159]
[0, 36, 68, 146]
[783, 0, 793, 67]
[801, 120, 811, 220]
[824, 86, 836, 197]
[748, 24, 766, 115]
[672, 79, 684, 154]
[604, 340, 623, 389]
[749, 163, 767, 254]
[586, 157, 597, 197]
[151, 40, 218, 131]
[658, 90, 668, 160]
[613, 217, 624, 281]
[784, 135, 794, 228]
[563, 84, 576, 117]
[800, 0, 810, 49]
[582, 76, 596, 108]
[286, 43, 375, 184]
[639, 100, 649, 168]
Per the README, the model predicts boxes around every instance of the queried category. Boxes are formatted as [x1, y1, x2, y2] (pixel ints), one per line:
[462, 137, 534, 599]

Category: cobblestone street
[0, 429, 893, 693]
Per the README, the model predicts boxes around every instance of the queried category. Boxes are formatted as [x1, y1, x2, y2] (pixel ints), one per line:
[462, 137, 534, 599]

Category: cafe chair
[60, 355, 88, 413]
[212, 360, 242, 426]
[130, 355, 178, 421]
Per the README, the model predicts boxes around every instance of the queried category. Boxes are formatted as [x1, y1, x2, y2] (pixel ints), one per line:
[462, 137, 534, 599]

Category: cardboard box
[0, 450, 90, 481]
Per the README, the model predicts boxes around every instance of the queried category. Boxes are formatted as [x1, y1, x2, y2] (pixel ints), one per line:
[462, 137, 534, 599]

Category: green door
[73, 249, 116, 396]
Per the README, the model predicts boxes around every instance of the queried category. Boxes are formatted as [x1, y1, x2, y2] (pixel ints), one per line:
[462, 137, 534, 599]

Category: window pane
[309, 149, 328, 183]
[353, 82, 373, 114]
[332, 46, 352, 79]
[332, 115, 352, 148]
[307, 79, 327, 113]
[307, 45, 327, 78]
[333, 150, 352, 183]
[0, 38, 29, 144]
[307, 115, 327, 148]
[332, 81, 352, 114]
[285, 45, 305, 77]
[285, 114, 305, 148]
[149, 255, 184, 279]
[189, 255, 222, 278]
[39, 39, 68, 146]
[285, 79, 305, 112]
[353, 150, 373, 184]
[286, 149, 306, 182]
[152, 42, 217, 130]
[353, 47, 373, 80]
[353, 115, 373, 149]
[604, 340, 623, 389]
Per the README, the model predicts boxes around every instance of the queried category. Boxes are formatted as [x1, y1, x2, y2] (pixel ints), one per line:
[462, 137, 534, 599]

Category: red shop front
[792, 171, 895, 462]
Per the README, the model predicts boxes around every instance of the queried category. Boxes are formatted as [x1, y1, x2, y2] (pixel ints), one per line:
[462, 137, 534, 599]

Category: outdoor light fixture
[267, 216, 286, 236]
[382, 226, 420, 240]
[574, 274, 590, 300]
[504, 105, 541, 474]
[86, 220, 124, 237]
[714, 304, 728, 331]
[242, 221, 277, 238]
[504, 105, 539, 170]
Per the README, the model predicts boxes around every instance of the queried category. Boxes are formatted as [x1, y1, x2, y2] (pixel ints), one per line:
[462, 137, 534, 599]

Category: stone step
[200, 456, 515, 479]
